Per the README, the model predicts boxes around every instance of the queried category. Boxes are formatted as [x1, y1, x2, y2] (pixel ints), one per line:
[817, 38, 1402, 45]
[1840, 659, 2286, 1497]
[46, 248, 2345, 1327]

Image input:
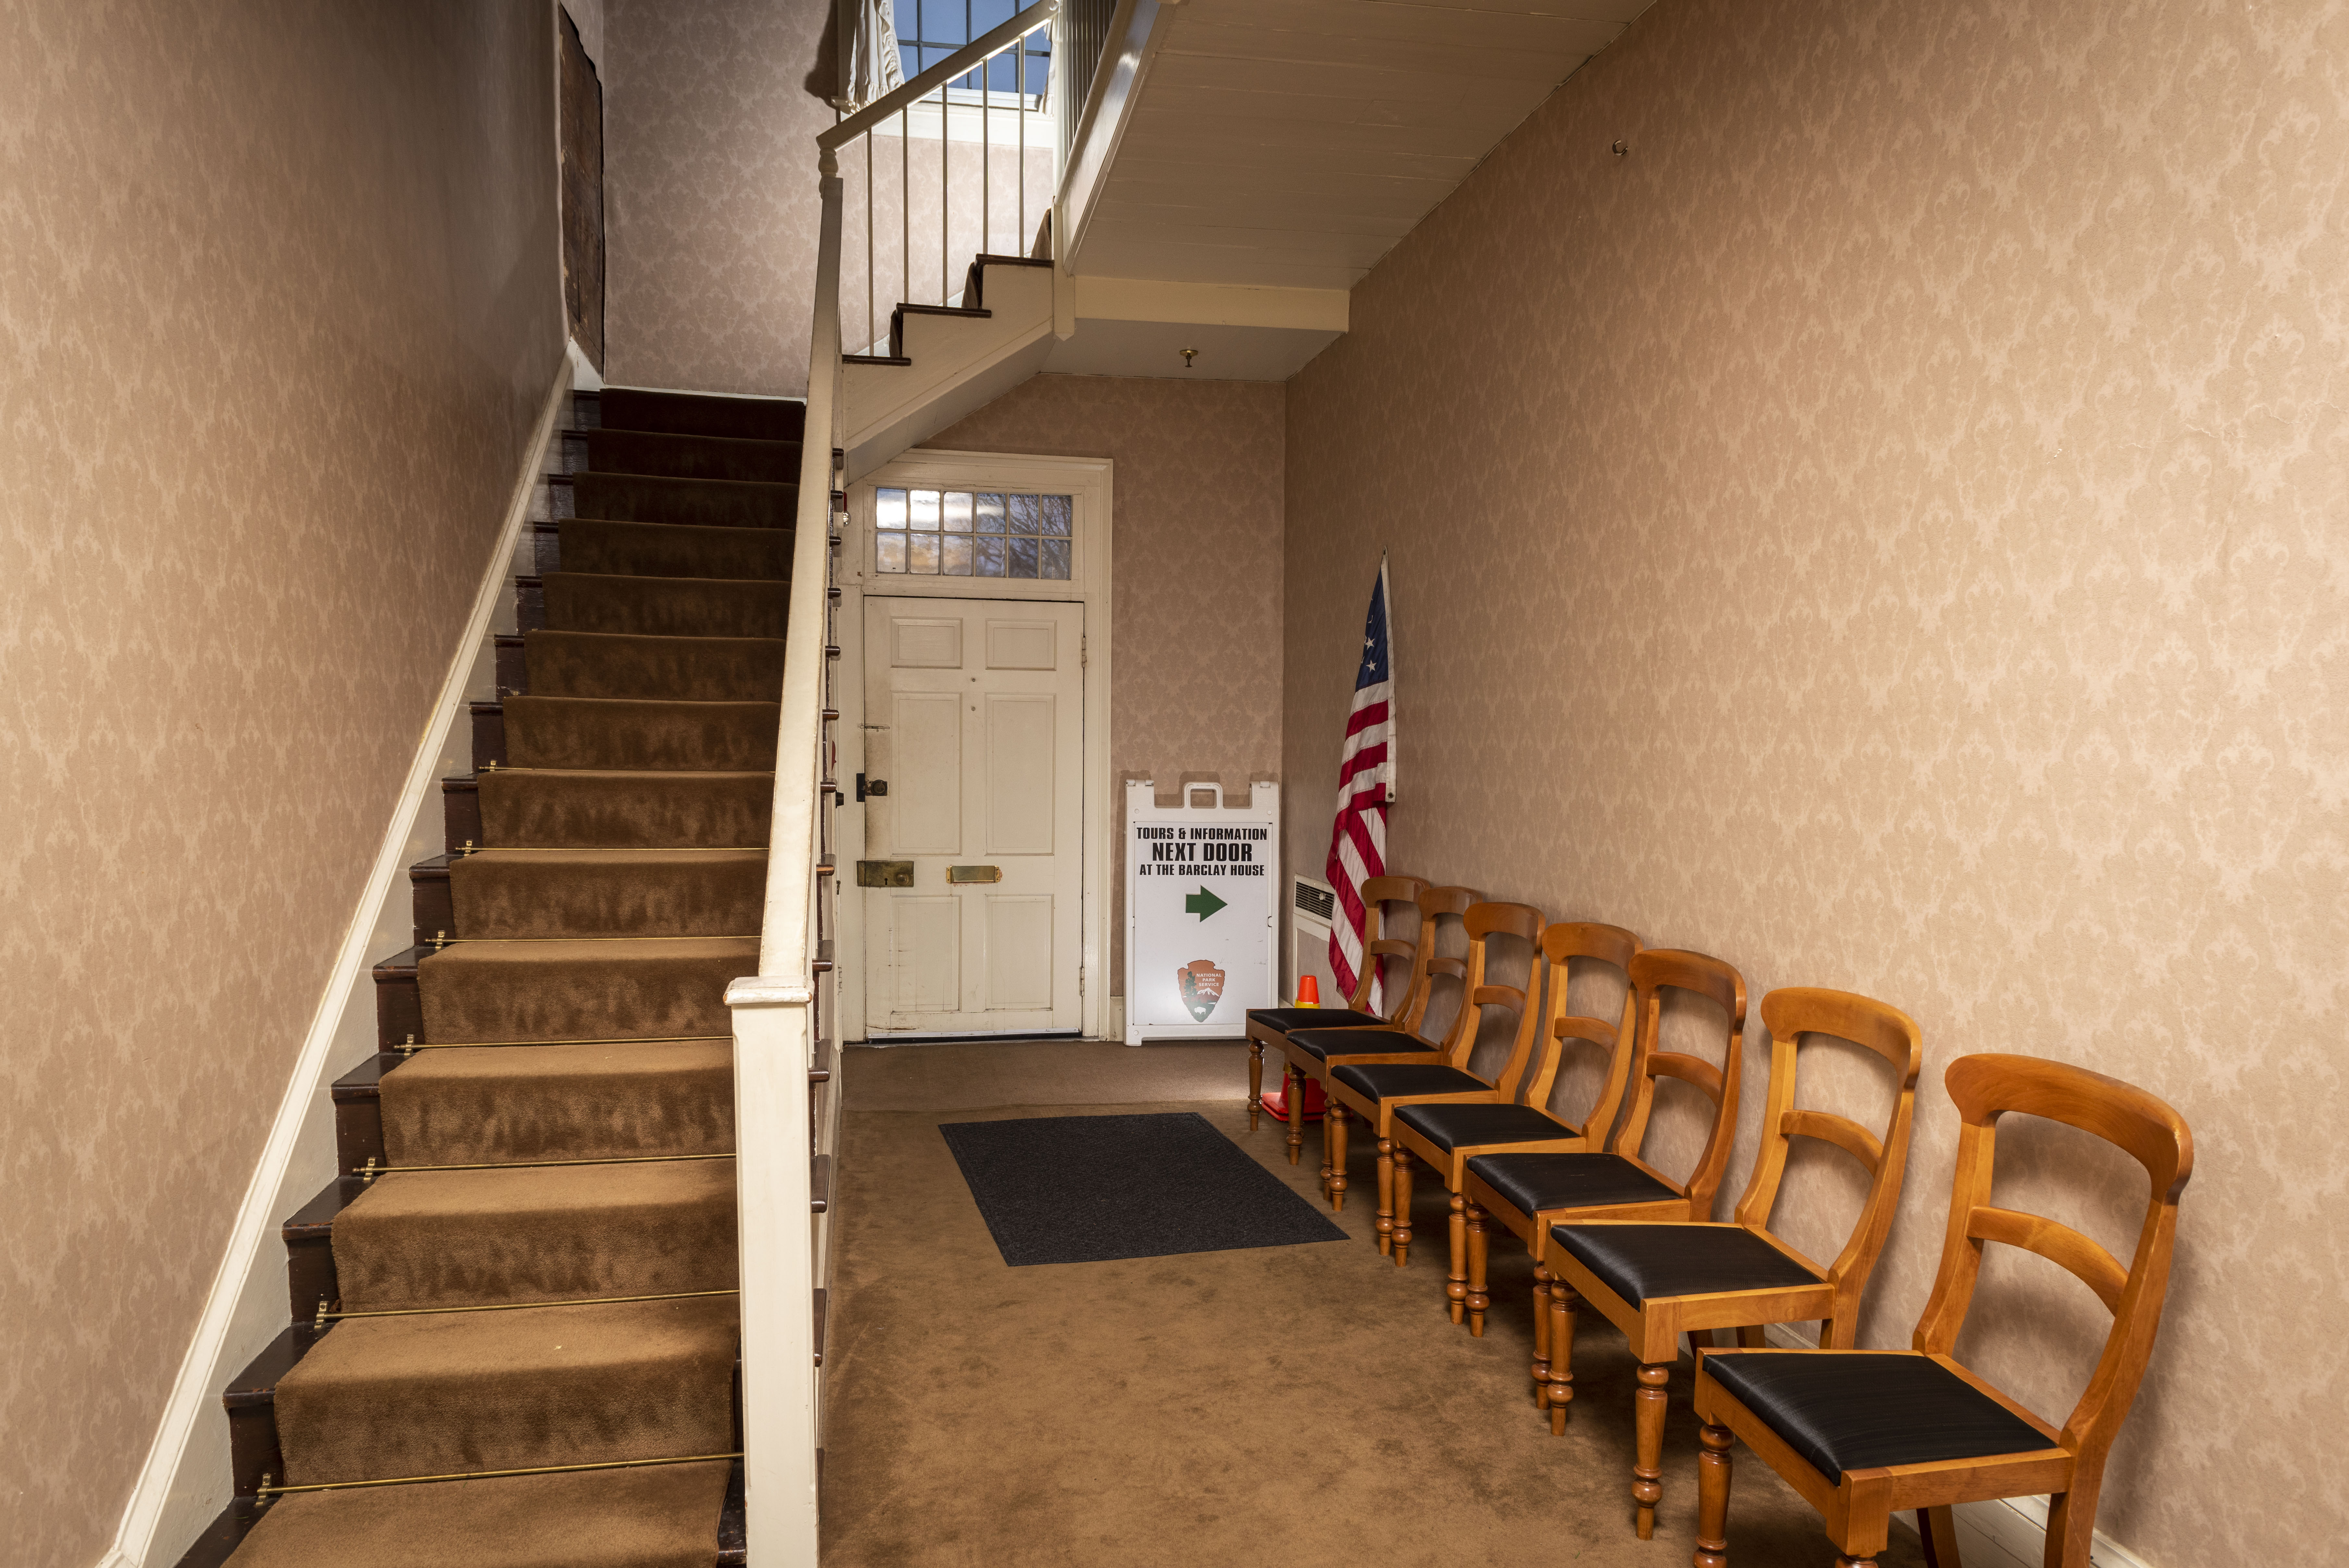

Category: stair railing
[819, 0, 1062, 358]
[725, 122, 845, 1568]
[732, 13, 1073, 1558]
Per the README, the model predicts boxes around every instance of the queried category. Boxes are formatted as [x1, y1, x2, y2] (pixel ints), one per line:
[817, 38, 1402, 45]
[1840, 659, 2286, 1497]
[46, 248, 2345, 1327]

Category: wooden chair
[1457, 948, 1748, 1415]
[1544, 988, 1925, 1540]
[1244, 873, 1431, 1140]
[1382, 921, 1642, 1330]
[1277, 885, 1479, 1208]
[1316, 901, 1543, 1263]
[1688, 1053, 2193, 1568]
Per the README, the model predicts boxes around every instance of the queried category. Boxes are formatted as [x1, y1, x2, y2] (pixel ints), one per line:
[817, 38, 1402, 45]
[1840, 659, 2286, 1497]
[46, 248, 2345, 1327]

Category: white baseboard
[99, 360, 572, 1568]
[1751, 1324, 2152, 1568]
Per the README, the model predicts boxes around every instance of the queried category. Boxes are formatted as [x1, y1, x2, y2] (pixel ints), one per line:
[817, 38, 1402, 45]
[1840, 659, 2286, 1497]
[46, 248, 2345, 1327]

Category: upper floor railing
[820, 0, 1062, 358]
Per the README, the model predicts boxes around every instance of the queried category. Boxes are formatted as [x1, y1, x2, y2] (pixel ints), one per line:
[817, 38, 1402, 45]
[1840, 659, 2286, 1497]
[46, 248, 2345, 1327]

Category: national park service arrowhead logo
[1177, 959, 1226, 1023]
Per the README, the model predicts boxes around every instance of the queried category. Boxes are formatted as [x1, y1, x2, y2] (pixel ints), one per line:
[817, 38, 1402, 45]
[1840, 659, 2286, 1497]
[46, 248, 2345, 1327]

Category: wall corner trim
[98, 357, 573, 1568]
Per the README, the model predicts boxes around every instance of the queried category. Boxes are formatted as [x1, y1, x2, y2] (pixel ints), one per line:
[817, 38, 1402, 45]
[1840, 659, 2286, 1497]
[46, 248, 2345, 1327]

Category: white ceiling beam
[1073, 275, 1350, 331]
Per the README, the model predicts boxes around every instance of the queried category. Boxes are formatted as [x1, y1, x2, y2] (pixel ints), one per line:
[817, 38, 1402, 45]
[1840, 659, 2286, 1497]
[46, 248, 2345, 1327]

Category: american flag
[1325, 558, 1394, 1006]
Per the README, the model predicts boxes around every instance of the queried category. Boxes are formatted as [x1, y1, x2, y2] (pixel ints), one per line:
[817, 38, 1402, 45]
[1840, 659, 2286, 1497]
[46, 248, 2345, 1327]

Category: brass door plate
[857, 859, 915, 887]
[947, 865, 1002, 884]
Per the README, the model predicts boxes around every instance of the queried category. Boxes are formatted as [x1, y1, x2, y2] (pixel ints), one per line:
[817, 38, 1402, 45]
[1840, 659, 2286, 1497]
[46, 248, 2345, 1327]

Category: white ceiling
[1075, 0, 1658, 290]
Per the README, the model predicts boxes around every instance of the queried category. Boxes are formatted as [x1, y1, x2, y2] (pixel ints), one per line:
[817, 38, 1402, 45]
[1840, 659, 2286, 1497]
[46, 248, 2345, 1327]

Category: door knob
[857, 774, 889, 800]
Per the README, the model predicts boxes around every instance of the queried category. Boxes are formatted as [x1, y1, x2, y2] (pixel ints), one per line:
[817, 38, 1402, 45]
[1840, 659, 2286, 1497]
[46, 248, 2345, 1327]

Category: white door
[862, 597, 1085, 1035]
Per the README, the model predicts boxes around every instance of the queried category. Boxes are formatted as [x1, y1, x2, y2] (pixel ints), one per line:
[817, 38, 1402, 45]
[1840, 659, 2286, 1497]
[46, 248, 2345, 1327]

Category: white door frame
[835, 448, 1114, 1043]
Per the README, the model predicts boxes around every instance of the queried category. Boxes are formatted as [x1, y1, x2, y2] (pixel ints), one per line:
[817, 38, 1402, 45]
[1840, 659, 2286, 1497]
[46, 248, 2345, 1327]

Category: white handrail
[728, 151, 845, 1564]
[732, 8, 1073, 1552]
[820, 0, 1058, 151]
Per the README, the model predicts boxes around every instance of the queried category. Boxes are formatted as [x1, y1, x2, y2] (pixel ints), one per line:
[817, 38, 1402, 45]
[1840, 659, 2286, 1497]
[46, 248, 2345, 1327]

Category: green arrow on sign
[1184, 886, 1227, 921]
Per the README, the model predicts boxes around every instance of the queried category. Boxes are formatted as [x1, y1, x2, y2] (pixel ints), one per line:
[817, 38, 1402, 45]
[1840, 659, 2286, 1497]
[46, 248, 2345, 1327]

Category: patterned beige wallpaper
[0, 4, 563, 1564]
[923, 373, 1286, 993]
[1284, 1, 2345, 1562]
[603, 0, 840, 396]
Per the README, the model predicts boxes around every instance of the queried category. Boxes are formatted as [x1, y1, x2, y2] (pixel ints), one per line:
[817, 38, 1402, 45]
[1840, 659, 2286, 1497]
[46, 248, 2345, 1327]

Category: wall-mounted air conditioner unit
[1288, 872, 1340, 1007]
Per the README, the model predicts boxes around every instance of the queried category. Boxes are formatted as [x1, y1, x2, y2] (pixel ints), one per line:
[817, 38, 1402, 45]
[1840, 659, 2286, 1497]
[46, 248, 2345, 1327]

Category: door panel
[891, 896, 960, 1011]
[983, 694, 1056, 854]
[889, 692, 963, 854]
[864, 596, 1084, 1035]
[983, 895, 1055, 1010]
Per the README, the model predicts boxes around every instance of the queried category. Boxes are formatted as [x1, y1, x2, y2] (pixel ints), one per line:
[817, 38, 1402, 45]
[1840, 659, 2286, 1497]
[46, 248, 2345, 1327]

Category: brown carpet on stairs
[542, 572, 788, 638]
[503, 694, 780, 771]
[449, 848, 766, 938]
[818, 1042, 1930, 1568]
[573, 471, 795, 530]
[276, 1295, 740, 1484]
[587, 428, 801, 483]
[524, 630, 787, 703]
[416, 935, 757, 1041]
[380, 1040, 734, 1166]
[228, 388, 791, 1567]
[477, 767, 773, 847]
[226, 1462, 734, 1568]
[559, 518, 791, 580]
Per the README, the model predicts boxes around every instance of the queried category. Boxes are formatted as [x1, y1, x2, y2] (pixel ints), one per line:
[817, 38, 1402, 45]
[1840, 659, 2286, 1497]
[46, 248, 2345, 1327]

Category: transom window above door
[875, 488, 1073, 579]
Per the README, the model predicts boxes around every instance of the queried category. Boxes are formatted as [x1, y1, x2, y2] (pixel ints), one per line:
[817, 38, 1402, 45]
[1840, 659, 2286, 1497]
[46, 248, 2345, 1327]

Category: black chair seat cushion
[1465, 1151, 1681, 1217]
[1395, 1101, 1574, 1153]
[1551, 1223, 1824, 1307]
[1329, 1062, 1489, 1102]
[1703, 1352, 2057, 1482]
[1248, 1007, 1387, 1032]
[1288, 1029, 1440, 1063]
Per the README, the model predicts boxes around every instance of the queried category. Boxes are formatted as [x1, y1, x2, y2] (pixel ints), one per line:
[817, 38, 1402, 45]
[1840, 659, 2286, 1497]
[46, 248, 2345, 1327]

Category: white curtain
[841, 0, 906, 111]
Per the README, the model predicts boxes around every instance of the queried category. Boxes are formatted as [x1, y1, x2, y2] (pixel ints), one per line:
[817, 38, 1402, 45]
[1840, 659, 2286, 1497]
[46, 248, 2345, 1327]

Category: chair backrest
[1913, 1054, 2194, 1464]
[1732, 989, 1925, 1310]
[1502, 921, 1644, 1134]
[1609, 948, 1748, 1215]
[1392, 885, 1479, 1036]
[1349, 874, 1433, 1019]
[1434, 901, 1545, 1074]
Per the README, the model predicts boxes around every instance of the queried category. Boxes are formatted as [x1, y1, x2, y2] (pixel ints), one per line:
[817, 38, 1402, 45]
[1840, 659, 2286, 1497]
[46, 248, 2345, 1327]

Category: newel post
[727, 976, 820, 1565]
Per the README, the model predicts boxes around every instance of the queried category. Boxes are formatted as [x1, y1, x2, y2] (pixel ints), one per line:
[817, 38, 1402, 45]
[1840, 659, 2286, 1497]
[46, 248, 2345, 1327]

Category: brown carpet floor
[819, 1041, 1926, 1568]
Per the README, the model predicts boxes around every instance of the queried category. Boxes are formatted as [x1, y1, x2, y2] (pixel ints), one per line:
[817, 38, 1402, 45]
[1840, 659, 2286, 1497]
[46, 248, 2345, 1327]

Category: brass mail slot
[947, 864, 1002, 884]
[857, 859, 915, 887]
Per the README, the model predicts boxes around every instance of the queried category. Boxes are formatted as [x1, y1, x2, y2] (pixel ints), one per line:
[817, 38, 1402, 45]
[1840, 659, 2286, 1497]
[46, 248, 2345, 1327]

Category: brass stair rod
[321, 1287, 739, 1324]
[258, 1451, 743, 1500]
[398, 1033, 730, 1050]
[357, 1151, 735, 1178]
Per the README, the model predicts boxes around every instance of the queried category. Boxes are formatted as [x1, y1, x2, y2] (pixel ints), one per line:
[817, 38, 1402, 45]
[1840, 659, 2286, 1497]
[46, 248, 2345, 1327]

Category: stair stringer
[841, 261, 1055, 483]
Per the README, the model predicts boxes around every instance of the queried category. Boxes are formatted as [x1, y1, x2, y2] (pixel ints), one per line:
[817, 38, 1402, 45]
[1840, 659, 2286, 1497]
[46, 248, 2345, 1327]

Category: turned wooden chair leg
[1446, 1195, 1469, 1323]
[1465, 1202, 1490, 1335]
[1327, 1104, 1350, 1211]
[1546, 1279, 1579, 1434]
[1391, 1147, 1415, 1267]
[1375, 1137, 1396, 1255]
[1531, 1261, 1553, 1408]
[1248, 1041, 1263, 1130]
[1632, 1361, 1670, 1538]
[1917, 1506, 1961, 1568]
[1320, 1098, 1335, 1194]
[1692, 1422, 1733, 1568]
[1285, 1065, 1305, 1165]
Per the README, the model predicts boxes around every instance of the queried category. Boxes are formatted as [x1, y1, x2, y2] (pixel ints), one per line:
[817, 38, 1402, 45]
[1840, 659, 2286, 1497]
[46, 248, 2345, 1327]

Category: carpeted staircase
[185, 388, 803, 1568]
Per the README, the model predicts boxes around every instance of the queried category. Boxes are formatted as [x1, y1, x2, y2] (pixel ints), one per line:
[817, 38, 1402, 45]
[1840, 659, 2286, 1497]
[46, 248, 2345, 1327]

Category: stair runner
[222, 389, 800, 1568]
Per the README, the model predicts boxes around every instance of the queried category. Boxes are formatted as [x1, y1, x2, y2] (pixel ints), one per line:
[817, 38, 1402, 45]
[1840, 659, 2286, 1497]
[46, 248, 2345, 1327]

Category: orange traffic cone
[1261, 975, 1328, 1121]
